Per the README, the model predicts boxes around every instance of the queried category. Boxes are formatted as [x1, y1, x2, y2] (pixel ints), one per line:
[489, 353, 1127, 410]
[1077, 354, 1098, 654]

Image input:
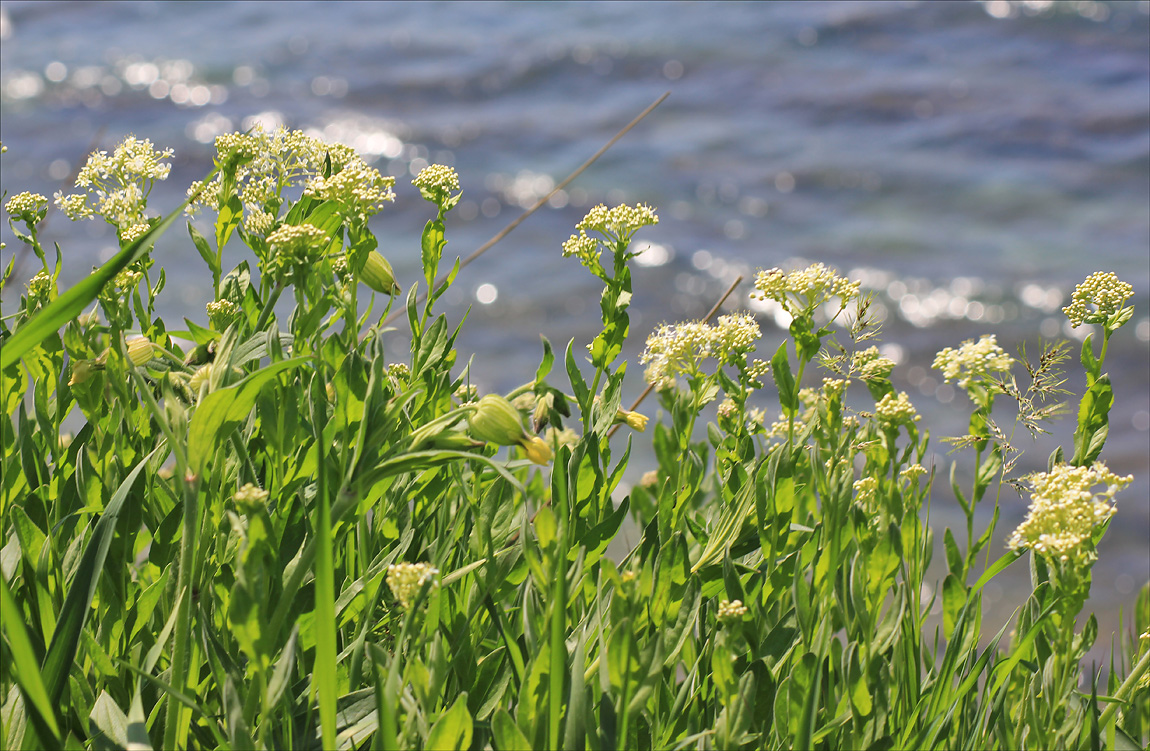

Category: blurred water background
[2, 0, 1148, 650]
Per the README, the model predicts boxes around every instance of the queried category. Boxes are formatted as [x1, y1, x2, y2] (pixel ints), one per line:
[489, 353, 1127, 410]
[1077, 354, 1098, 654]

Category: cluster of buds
[1062, 271, 1134, 330]
[468, 394, 552, 465]
[386, 562, 439, 610]
[717, 599, 748, 624]
[412, 164, 461, 210]
[5, 191, 48, 226]
[874, 391, 920, 428]
[751, 262, 860, 317]
[932, 334, 1013, 391]
[852, 346, 896, 382]
[853, 476, 879, 514]
[206, 299, 242, 330]
[232, 483, 270, 512]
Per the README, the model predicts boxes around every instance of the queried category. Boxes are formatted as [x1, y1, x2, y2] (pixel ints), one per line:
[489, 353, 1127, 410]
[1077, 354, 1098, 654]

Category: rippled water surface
[2, 0, 1148, 639]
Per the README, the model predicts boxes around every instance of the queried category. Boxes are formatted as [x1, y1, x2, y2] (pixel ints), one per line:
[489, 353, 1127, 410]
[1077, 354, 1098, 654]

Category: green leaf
[187, 357, 309, 472]
[790, 652, 821, 750]
[187, 221, 215, 273]
[943, 528, 963, 578]
[491, 707, 530, 751]
[1080, 334, 1099, 381]
[215, 194, 244, 251]
[426, 693, 472, 751]
[0, 577, 60, 742]
[942, 573, 965, 640]
[41, 450, 156, 708]
[564, 340, 590, 419]
[536, 336, 555, 383]
[421, 218, 446, 289]
[771, 342, 796, 412]
[89, 692, 127, 751]
[847, 644, 872, 717]
[126, 688, 152, 751]
[1072, 375, 1112, 466]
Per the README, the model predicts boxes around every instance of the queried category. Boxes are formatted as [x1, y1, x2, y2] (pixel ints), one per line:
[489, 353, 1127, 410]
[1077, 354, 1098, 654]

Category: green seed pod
[469, 394, 528, 446]
[360, 250, 400, 295]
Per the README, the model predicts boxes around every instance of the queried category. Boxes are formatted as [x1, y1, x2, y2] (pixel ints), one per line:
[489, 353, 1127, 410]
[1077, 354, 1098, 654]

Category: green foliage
[1, 131, 1146, 751]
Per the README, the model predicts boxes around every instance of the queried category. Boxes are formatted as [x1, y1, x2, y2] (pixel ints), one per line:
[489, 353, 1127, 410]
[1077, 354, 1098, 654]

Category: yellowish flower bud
[360, 250, 400, 295]
[69, 360, 100, 386]
[126, 337, 154, 366]
[522, 435, 553, 465]
[469, 394, 529, 446]
[616, 408, 648, 432]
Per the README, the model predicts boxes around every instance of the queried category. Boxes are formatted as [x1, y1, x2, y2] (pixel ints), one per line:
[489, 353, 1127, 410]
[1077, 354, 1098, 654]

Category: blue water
[2, 0, 1148, 640]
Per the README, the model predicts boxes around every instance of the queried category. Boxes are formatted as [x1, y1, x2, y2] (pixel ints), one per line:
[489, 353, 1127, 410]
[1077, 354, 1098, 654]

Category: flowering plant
[0, 131, 1146, 751]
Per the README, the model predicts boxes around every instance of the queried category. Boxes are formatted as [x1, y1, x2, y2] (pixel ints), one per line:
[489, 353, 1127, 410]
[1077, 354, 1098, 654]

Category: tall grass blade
[41, 450, 154, 707]
[0, 576, 59, 742]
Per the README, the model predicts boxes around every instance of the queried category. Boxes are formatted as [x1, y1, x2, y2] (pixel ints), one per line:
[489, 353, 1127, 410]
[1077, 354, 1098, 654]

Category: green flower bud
[360, 250, 400, 295]
[126, 337, 154, 366]
[469, 394, 529, 446]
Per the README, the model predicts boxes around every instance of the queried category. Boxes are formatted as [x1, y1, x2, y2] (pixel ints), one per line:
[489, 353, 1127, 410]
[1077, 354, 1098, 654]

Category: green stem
[163, 474, 200, 750]
[254, 282, 285, 333]
[1098, 646, 1150, 728]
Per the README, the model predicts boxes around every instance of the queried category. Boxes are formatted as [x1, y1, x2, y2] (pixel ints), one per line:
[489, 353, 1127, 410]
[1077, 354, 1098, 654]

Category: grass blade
[41, 449, 155, 707]
[0, 576, 59, 744]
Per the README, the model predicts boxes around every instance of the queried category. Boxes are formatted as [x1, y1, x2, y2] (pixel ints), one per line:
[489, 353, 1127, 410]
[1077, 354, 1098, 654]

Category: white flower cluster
[386, 562, 440, 610]
[1007, 462, 1132, 567]
[187, 127, 395, 226]
[932, 334, 1013, 390]
[899, 464, 928, 484]
[576, 203, 659, 244]
[1062, 271, 1134, 329]
[303, 158, 396, 223]
[640, 314, 762, 389]
[111, 267, 143, 294]
[874, 391, 920, 427]
[710, 314, 762, 366]
[118, 222, 152, 245]
[55, 135, 172, 230]
[244, 210, 277, 237]
[751, 262, 861, 315]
